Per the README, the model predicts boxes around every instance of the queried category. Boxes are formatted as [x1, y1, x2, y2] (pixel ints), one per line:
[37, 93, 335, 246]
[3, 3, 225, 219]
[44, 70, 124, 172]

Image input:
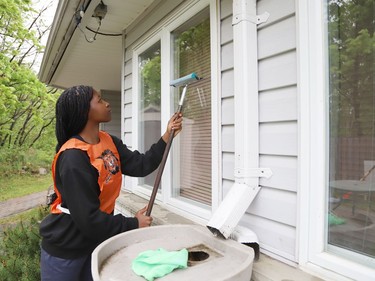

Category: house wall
[121, 0, 299, 263]
[121, 0, 185, 190]
[122, 0, 185, 149]
[100, 90, 121, 138]
[220, 0, 298, 262]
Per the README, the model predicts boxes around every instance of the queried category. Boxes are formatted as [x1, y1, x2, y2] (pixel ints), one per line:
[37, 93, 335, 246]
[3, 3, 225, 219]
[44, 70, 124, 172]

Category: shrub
[0, 147, 54, 177]
[0, 207, 49, 281]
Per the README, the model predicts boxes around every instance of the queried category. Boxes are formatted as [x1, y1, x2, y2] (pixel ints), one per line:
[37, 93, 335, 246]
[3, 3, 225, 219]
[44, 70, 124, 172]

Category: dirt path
[0, 190, 48, 219]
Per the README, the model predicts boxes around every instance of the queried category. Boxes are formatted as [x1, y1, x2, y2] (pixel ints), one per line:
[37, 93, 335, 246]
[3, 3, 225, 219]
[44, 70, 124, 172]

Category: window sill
[115, 191, 322, 281]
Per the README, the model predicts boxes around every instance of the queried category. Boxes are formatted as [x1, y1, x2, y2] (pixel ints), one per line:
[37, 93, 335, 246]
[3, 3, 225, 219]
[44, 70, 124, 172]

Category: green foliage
[0, 207, 49, 281]
[0, 52, 59, 149]
[0, 0, 59, 174]
[177, 18, 210, 55]
[0, 206, 48, 225]
[0, 173, 52, 202]
[0, 0, 59, 150]
[0, 146, 54, 176]
[0, 0, 36, 54]
[139, 17, 211, 111]
[328, 0, 374, 137]
[141, 55, 161, 107]
[174, 16, 211, 119]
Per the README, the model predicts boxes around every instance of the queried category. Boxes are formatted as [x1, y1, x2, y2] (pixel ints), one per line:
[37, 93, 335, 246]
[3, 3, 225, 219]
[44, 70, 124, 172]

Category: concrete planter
[92, 224, 254, 280]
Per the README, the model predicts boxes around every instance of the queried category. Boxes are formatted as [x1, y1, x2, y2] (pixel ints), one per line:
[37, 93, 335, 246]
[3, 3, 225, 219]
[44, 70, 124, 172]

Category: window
[132, 0, 217, 218]
[327, 0, 374, 265]
[171, 8, 212, 206]
[138, 41, 161, 188]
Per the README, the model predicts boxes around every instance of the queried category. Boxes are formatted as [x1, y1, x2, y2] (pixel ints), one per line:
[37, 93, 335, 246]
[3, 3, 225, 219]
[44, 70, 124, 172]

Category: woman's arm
[112, 136, 166, 177]
[114, 113, 183, 177]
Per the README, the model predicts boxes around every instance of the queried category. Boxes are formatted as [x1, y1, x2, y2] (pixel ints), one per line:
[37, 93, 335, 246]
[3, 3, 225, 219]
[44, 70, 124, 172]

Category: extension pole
[146, 86, 187, 216]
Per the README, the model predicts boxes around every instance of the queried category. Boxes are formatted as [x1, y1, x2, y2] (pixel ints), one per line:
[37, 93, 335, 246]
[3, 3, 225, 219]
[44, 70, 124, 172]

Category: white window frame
[297, 1, 375, 280]
[130, 0, 220, 223]
[132, 33, 163, 198]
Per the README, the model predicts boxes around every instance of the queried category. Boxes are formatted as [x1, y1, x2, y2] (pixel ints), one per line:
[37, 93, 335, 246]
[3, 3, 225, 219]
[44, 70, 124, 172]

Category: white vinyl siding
[122, 0, 299, 264]
[220, 0, 298, 262]
[94, 0, 374, 279]
[100, 90, 121, 138]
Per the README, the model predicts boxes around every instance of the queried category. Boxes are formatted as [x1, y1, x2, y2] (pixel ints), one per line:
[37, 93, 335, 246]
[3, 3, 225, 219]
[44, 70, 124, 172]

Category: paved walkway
[0, 190, 48, 219]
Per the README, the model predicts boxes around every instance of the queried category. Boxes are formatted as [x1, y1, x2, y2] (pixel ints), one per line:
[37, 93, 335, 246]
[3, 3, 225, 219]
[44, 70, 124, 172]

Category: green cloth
[132, 248, 188, 281]
[328, 213, 346, 226]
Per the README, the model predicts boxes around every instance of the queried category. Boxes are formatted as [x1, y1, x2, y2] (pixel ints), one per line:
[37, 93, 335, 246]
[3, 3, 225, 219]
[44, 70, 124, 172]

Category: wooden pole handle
[146, 127, 176, 216]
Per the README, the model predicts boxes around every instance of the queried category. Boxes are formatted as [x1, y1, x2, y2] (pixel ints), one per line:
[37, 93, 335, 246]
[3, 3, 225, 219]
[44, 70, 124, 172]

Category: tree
[141, 53, 161, 108]
[328, 0, 374, 137]
[0, 0, 58, 150]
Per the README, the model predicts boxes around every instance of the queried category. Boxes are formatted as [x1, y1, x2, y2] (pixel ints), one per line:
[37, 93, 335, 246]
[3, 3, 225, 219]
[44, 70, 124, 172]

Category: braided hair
[55, 85, 93, 152]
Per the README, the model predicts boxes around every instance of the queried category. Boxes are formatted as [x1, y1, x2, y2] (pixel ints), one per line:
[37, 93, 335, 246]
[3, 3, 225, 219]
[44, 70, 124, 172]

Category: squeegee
[146, 72, 200, 216]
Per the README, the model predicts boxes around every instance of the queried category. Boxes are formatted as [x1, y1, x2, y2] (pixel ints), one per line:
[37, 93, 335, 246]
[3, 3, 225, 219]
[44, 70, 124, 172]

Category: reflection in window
[138, 42, 161, 187]
[172, 8, 212, 206]
[327, 0, 374, 261]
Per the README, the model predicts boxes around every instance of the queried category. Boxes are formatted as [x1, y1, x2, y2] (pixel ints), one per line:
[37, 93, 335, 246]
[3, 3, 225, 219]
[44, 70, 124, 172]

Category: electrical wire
[74, 11, 122, 42]
[77, 24, 96, 43]
[74, 6, 95, 43]
[73, 0, 122, 43]
[91, 18, 101, 41]
[85, 26, 122, 37]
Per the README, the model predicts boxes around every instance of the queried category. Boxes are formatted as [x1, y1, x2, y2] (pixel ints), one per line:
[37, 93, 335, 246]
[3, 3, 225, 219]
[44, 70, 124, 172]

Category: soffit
[40, 0, 155, 91]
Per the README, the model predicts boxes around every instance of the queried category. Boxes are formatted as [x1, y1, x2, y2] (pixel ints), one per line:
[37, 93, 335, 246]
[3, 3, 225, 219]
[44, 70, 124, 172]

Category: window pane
[138, 42, 161, 188]
[172, 9, 212, 206]
[327, 0, 375, 261]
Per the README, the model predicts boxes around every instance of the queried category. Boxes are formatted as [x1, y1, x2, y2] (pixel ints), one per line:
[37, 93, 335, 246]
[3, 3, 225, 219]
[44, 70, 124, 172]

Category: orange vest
[50, 131, 122, 214]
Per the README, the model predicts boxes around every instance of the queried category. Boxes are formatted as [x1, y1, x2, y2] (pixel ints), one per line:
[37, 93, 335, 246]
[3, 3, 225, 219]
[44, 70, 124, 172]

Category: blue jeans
[40, 248, 93, 281]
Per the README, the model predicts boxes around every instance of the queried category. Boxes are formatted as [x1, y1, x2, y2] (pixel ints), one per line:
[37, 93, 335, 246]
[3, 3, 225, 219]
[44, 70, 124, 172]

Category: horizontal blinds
[177, 16, 211, 205]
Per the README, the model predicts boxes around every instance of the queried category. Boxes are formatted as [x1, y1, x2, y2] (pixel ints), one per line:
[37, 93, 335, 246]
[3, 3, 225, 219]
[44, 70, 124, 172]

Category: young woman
[40, 85, 182, 281]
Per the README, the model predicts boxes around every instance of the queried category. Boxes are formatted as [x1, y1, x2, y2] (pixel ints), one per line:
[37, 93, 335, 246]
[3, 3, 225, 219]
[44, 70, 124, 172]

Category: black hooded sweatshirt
[39, 135, 166, 259]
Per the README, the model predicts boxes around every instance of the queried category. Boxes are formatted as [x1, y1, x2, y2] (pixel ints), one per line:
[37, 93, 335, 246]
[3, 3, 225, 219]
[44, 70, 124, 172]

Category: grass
[0, 173, 52, 202]
[0, 207, 47, 225]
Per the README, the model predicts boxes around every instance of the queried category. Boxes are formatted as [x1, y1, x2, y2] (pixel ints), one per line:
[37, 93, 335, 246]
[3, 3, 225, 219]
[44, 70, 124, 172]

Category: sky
[37, 0, 58, 45]
[32, 0, 59, 71]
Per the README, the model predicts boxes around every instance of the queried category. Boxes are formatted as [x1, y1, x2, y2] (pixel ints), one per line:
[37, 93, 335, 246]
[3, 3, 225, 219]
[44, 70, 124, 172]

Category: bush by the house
[0, 207, 49, 281]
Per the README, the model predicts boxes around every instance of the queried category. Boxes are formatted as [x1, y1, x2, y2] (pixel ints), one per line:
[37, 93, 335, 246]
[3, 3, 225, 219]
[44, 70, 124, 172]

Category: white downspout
[207, 0, 270, 239]
[233, 0, 260, 188]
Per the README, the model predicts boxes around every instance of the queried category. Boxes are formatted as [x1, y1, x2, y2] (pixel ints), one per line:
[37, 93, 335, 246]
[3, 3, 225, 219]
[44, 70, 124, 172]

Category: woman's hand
[162, 112, 183, 143]
[135, 206, 153, 228]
